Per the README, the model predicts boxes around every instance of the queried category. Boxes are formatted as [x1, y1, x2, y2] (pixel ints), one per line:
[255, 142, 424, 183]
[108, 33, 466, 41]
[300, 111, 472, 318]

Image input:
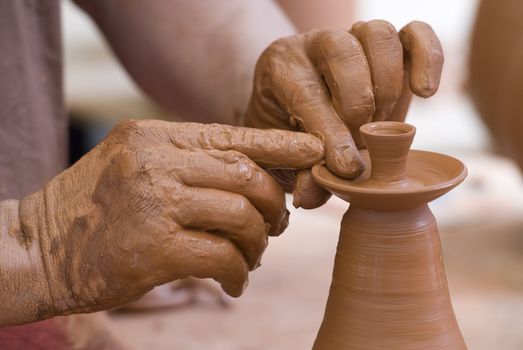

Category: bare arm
[73, 0, 296, 125]
[276, 0, 356, 32]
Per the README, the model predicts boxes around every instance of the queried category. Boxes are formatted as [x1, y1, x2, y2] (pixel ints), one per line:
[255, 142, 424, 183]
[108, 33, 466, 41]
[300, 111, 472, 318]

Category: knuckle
[257, 48, 284, 85]
[113, 147, 162, 185]
[321, 29, 348, 46]
[104, 119, 148, 152]
[112, 150, 140, 180]
[234, 196, 253, 220]
[404, 20, 430, 32]
[233, 197, 267, 235]
[259, 39, 287, 69]
[204, 124, 235, 150]
[257, 35, 308, 88]
[108, 120, 141, 140]
[265, 36, 297, 56]
[367, 19, 396, 35]
[320, 32, 365, 66]
[235, 156, 259, 186]
[320, 35, 341, 58]
[351, 21, 365, 34]
[357, 91, 376, 110]
[114, 147, 136, 162]
[209, 149, 243, 163]
[340, 91, 376, 125]
[106, 120, 169, 150]
[220, 240, 243, 268]
[207, 150, 261, 187]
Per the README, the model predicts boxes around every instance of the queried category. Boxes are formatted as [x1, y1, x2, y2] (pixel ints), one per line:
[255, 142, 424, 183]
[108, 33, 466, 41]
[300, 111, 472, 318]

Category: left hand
[13, 120, 323, 321]
[244, 20, 444, 209]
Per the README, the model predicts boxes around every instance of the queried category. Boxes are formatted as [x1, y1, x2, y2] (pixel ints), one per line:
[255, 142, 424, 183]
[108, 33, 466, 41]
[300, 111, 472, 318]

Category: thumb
[292, 170, 331, 209]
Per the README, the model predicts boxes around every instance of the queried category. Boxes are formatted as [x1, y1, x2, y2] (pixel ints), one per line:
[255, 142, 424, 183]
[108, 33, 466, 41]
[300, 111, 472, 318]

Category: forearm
[74, 0, 296, 126]
[0, 196, 54, 326]
[276, 0, 356, 32]
[0, 145, 121, 326]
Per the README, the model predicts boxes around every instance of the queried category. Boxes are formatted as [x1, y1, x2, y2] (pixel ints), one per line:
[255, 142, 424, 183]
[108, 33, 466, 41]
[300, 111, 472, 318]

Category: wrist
[20, 188, 80, 316]
[0, 198, 55, 325]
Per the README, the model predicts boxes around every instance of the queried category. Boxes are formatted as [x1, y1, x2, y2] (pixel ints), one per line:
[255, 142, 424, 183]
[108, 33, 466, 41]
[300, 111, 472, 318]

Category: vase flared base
[312, 205, 467, 350]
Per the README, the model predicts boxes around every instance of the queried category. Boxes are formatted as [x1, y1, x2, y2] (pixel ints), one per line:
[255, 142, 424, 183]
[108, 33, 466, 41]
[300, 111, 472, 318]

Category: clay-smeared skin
[0, 200, 54, 325]
[0, 120, 323, 326]
[244, 20, 443, 208]
[312, 121, 466, 349]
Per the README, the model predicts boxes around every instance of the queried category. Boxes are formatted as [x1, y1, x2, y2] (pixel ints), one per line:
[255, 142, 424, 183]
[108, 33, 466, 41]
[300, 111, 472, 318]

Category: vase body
[313, 204, 466, 350]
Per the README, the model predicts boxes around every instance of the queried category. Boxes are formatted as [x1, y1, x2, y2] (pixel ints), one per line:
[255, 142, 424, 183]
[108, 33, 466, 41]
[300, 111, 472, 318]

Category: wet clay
[311, 121, 467, 349]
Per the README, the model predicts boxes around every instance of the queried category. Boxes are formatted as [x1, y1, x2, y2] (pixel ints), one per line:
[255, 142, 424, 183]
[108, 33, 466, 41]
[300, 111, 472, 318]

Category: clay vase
[311, 121, 468, 350]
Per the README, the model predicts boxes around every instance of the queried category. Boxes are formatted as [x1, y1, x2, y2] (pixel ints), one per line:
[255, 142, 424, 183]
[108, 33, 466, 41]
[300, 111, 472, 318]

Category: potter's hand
[12, 120, 322, 321]
[244, 20, 443, 208]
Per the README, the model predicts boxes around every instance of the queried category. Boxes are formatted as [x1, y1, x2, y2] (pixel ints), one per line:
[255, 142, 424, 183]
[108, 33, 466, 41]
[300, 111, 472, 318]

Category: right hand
[244, 20, 444, 209]
[21, 120, 323, 317]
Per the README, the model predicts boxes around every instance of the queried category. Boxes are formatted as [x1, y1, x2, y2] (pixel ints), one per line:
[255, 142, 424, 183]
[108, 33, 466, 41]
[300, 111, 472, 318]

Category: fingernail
[326, 147, 364, 179]
[271, 209, 290, 236]
[292, 190, 303, 209]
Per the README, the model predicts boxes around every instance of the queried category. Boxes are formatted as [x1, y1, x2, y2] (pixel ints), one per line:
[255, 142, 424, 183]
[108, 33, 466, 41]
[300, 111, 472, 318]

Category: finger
[169, 229, 249, 297]
[266, 59, 363, 177]
[399, 21, 444, 97]
[132, 120, 324, 169]
[287, 90, 363, 178]
[388, 69, 413, 122]
[265, 169, 331, 209]
[351, 20, 404, 121]
[168, 187, 269, 270]
[310, 30, 374, 148]
[160, 147, 288, 236]
[242, 34, 363, 178]
[292, 169, 331, 209]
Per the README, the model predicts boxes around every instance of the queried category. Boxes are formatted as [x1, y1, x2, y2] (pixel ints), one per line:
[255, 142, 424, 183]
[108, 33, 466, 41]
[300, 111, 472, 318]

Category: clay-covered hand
[18, 120, 323, 319]
[244, 20, 443, 209]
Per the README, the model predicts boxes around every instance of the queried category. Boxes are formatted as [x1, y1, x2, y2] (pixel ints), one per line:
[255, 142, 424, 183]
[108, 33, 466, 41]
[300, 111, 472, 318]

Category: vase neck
[360, 121, 415, 184]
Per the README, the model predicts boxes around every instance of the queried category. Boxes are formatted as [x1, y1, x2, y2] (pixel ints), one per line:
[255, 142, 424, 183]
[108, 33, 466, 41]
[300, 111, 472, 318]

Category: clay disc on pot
[312, 150, 467, 210]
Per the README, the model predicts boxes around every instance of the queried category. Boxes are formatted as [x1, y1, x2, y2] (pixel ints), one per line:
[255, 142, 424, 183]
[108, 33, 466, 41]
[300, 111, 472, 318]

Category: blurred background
[62, 0, 523, 349]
